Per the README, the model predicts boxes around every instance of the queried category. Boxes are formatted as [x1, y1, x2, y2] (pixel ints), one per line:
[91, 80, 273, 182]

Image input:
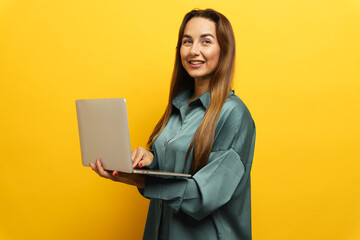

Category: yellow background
[1, 0, 359, 239]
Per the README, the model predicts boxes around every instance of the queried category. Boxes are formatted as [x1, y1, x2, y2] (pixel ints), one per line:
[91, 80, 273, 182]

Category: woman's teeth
[190, 61, 204, 65]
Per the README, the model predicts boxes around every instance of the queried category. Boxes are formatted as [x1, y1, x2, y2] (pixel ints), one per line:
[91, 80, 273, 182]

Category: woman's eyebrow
[200, 33, 215, 39]
[182, 33, 215, 39]
[182, 34, 192, 39]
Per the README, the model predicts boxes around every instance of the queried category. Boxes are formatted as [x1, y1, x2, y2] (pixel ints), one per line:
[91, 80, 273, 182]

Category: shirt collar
[172, 88, 192, 110]
[198, 91, 211, 109]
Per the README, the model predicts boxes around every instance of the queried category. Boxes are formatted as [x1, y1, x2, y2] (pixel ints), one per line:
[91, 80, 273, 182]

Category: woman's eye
[183, 39, 192, 44]
[203, 40, 211, 44]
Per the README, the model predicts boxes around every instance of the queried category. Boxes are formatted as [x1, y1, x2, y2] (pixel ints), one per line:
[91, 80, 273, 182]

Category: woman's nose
[190, 43, 201, 55]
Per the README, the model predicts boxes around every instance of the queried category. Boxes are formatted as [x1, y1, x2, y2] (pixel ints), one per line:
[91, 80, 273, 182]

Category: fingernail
[113, 171, 118, 176]
[139, 163, 142, 168]
[96, 159, 98, 163]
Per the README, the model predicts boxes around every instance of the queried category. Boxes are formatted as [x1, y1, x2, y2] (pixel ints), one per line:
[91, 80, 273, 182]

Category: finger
[96, 158, 105, 170]
[138, 150, 153, 168]
[96, 159, 113, 179]
[131, 148, 138, 162]
[132, 148, 145, 168]
[138, 159, 148, 168]
[93, 159, 103, 175]
[90, 160, 101, 175]
[89, 162, 94, 170]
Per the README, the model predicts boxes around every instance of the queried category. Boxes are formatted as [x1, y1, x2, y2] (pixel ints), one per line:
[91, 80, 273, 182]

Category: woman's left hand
[89, 159, 145, 189]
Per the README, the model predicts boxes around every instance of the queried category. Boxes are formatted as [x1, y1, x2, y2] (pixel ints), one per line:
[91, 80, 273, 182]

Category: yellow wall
[1, 0, 359, 239]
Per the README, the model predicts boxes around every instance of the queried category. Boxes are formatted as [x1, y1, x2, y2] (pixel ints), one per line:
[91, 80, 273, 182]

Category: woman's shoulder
[213, 91, 255, 151]
[222, 91, 252, 120]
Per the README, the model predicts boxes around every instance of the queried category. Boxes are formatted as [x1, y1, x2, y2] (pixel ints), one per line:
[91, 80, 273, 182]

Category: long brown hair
[147, 9, 236, 175]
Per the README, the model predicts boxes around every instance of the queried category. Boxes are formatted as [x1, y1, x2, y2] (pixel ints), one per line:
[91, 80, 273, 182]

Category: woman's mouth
[189, 60, 205, 68]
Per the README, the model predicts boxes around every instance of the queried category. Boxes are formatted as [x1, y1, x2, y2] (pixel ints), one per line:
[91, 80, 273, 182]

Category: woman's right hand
[131, 147, 154, 168]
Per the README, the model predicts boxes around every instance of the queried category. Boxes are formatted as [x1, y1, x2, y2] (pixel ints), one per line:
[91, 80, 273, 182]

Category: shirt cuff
[143, 176, 188, 212]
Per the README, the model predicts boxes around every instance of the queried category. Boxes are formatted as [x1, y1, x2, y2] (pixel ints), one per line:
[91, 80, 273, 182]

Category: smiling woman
[90, 8, 255, 240]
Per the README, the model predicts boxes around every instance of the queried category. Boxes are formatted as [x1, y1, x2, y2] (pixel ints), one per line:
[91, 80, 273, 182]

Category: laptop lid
[75, 98, 191, 178]
[76, 98, 133, 172]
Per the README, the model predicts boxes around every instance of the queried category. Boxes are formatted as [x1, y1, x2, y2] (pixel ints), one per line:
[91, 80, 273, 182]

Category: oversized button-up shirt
[138, 89, 256, 240]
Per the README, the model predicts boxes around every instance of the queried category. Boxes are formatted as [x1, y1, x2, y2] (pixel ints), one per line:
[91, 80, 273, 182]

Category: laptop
[75, 98, 191, 178]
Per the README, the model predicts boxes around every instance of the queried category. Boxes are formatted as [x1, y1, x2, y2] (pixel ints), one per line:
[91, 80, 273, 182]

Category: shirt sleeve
[141, 105, 255, 221]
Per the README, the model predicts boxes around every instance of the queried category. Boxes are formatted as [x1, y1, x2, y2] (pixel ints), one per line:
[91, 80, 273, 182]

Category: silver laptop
[76, 98, 191, 178]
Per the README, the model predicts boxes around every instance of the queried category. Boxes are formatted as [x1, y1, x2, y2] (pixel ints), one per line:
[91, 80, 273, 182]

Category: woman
[90, 9, 256, 240]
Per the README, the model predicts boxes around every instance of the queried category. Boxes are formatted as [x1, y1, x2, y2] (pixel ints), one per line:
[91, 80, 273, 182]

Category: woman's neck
[190, 77, 210, 102]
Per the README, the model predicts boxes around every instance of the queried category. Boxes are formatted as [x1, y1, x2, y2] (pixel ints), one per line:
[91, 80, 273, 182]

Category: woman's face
[180, 17, 221, 82]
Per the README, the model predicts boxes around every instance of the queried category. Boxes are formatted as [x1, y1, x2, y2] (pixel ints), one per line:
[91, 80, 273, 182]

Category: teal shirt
[139, 89, 256, 240]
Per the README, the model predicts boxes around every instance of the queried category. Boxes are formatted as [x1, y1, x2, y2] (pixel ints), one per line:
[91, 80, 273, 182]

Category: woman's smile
[188, 59, 205, 68]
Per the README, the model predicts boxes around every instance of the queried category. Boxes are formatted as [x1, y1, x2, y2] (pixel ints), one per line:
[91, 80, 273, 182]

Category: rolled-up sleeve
[143, 149, 244, 220]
